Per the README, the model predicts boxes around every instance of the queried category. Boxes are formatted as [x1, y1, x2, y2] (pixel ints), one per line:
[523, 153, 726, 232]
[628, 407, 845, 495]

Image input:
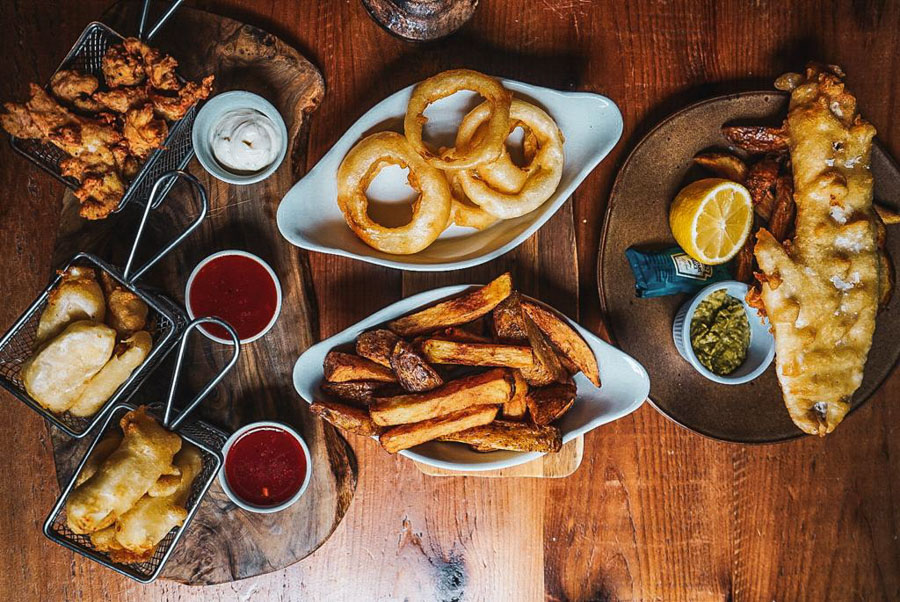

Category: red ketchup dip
[188, 253, 279, 341]
[224, 427, 308, 507]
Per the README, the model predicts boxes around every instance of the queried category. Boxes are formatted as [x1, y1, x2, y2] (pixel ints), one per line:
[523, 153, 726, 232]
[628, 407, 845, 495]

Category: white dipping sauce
[210, 108, 281, 172]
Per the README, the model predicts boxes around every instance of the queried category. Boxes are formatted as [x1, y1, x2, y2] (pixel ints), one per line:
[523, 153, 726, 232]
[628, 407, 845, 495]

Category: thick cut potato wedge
[390, 340, 443, 392]
[520, 311, 567, 386]
[311, 400, 383, 436]
[324, 351, 397, 383]
[431, 326, 491, 344]
[380, 405, 499, 454]
[745, 156, 779, 221]
[370, 368, 512, 426]
[492, 294, 528, 341]
[388, 273, 513, 336]
[421, 339, 534, 369]
[526, 380, 576, 426]
[692, 152, 748, 183]
[320, 381, 396, 405]
[521, 301, 601, 387]
[439, 420, 562, 453]
[502, 370, 528, 420]
[768, 175, 795, 243]
[356, 329, 400, 368]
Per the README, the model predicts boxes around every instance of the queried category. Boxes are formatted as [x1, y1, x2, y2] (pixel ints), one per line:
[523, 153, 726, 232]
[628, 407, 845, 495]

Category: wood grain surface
[0, 1, 898, 600]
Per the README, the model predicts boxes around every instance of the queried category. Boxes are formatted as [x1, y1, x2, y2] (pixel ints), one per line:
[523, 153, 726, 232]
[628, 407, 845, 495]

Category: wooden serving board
[45, 1, 357, 586]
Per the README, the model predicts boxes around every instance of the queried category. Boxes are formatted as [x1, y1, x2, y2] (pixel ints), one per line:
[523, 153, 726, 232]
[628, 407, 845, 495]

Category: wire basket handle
[163, 317, 240, 430]
[123, 169, 208, 284]
[139, 0, 187, 41]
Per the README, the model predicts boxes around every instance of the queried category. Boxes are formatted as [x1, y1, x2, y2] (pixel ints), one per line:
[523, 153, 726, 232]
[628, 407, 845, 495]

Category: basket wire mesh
[43, 402, 227, 583]
[44, 317, 240, 583]
[8, 21, 198, 213]
[0, 170, 209, 437]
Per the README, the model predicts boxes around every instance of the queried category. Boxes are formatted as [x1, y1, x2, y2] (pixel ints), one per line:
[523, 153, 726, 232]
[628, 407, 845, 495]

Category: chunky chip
[439, 420, 562, 453]
[311, 400, 383, 436]
[421, 339, 534, 369]
[525, 380, 576, 426]
[380, 404, 499, 454]
[390, 340, 444, 392]
[323, 351, 397, 383]
[521, 301, 601, 387]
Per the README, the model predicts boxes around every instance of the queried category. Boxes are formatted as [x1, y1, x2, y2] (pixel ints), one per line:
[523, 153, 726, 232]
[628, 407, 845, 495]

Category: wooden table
[1, 1, 898, 599]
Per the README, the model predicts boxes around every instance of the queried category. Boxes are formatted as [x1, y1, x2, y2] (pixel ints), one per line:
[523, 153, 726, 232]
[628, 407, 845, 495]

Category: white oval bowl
[192, 91, 288, 185]
[218, 421, 312, 514]
[276, 78, 623, 271]
[185, 249, 283, 345]
[293, 285, 649, 472]
[672, 280, 775, 385]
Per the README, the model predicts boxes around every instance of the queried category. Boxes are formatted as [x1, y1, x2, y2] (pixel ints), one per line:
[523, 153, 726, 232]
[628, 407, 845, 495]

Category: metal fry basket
[44, 316, 241, 583]
[0, 170, 208, 437]
[9, 16, 198, 213]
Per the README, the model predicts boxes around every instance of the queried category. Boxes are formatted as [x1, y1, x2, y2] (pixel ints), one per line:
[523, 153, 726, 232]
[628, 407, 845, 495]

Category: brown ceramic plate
[597, 91, 900, 443]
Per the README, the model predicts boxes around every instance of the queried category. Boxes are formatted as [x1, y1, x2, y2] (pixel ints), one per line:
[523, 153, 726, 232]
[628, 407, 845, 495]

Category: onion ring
[404, 69, 511, 170]
[448, 172, 498, 230]
[337, 132, 451, 254]
[457, 99, 564, 219]
[454, 114, 540, 194]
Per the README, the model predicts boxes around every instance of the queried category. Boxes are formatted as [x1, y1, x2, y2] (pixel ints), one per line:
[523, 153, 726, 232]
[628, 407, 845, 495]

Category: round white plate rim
[292, 285, 650, 472]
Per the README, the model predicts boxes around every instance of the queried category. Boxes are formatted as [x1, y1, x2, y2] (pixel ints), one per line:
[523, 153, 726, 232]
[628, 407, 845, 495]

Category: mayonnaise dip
[210, 109, 282, 172]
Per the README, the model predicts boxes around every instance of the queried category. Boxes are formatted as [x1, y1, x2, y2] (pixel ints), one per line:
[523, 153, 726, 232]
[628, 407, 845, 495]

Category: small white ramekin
[185, 249, 282, 345]
[672, 280, 775, 385]
[192, 90, 288, 185]
[218, 421, 312, 514]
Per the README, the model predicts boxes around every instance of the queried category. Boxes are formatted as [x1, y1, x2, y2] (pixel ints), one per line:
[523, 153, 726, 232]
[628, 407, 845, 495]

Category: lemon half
[669, 178, 753, 265]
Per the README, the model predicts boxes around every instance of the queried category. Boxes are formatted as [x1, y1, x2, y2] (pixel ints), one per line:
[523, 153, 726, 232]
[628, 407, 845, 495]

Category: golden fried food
[149, 75, 214, 121]
[50, 69, 103, 112]
[320, 381, 396, 405]
[123, 38, 179, 91]
[404, 69, 511, 170]
[388, 273, 512, 336]
[753, 64, 880, 436]
[102, 43, 146, 87]
[744, 155, 779, 220]
[370, 368, 512, 426]
[36, 265, 106, 345]
[123, 103, 168, 159]
[722, 124, 789, 153]
[439, 420, 562, 452]
[355, 329, 400, 368]
[68, 331, 152, 417]
[456, 99, 565, 219]
[0, 101, 43, 138]
[337, 132, 451, 254]
[767, 175, 795, 243]
[310, 400, 383, 436]
[99, 272, 149, 336]
[380, 404, 499, 454]
[22, 321, 116, 414]
[525, 380, 576, 425]
[66, 407, 182, 534]
[503, 370, 528, 420]
[389, 339, 444, 392]
[521, 300, 601, 387]
[111, 444, 201, 562]
[422, 339, 534, 369]
[692, 152, 748, 183]
[448, 173, 498, 230]
[93, 85, 149, 113]
[324, 351, 398, 383]
[75, 433, 123, 488]
[75, 171, 127, 220]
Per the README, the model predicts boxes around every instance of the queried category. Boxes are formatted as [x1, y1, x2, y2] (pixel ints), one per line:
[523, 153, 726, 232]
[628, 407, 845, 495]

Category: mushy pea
[689, 289, 750, 376]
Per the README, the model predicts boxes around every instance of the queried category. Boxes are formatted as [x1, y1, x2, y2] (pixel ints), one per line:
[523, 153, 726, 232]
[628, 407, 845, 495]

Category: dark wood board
[597, 91, 900, 443]
[43, 1, 357, 585]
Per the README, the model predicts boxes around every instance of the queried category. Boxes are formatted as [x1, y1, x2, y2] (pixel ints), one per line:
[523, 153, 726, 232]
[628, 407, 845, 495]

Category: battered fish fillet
[754, 64, 879, 436]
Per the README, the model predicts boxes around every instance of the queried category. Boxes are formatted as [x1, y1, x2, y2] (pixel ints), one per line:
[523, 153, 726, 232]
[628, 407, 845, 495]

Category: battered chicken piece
[149, 75, 214, 121]
[123, 38, 180, 91]
[102, 43, 146, 87]
[1, 101, 43, 138]
[123, 103, 168, 159]
[22, 83, 78, 134]
[50, 69, 103, 112]
[93, 85, 149, 114]
[753, 64, 880, 436]
[75, 171, 127, 220]
[100, 271, 149, 336]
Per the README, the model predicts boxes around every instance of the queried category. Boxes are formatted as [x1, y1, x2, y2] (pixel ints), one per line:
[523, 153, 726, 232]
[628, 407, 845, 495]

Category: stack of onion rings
[334, 69, 566, 254]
